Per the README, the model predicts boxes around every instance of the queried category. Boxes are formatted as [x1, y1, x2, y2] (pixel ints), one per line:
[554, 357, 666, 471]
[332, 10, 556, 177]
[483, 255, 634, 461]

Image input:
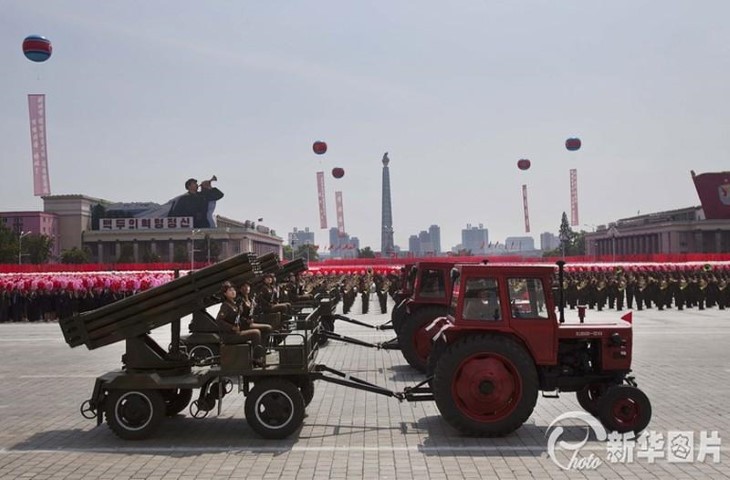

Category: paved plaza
[0, 300, 729, 479]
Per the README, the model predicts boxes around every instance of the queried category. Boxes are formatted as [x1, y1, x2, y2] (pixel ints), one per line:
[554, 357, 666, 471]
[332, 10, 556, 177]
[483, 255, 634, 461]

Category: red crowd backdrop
[2, 253, 730, 275]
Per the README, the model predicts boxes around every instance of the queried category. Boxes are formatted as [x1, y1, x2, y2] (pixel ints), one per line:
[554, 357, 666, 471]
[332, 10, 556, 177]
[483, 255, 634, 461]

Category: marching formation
[562, 265, 730, 311]
[2, 263, 728, 322]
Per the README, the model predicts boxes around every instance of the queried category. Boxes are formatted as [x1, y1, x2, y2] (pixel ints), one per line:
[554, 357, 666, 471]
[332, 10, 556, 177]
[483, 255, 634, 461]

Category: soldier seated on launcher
[255, 273, 292, 315]
[216, 281, 267, 365]
[237, 281, 273, 344]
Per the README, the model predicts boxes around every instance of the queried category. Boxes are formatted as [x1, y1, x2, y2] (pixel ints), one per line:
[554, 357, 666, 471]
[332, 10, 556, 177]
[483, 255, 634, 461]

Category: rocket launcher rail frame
[59, 252, 279, 350]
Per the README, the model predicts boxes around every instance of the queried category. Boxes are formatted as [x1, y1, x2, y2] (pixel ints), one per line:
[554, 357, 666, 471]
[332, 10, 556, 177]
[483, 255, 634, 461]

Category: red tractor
[424, 261, 651, 436]
[396, 261, 456, 371]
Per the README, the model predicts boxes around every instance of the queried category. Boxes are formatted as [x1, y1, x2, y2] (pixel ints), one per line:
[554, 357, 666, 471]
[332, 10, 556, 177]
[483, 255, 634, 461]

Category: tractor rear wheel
[391, 300, 408, 334]
[245, 378, 305, 439]
[576, 384, 609, 416]
[399, 306, 447, 372]
[433, 335, 538, 436]
[105, 389, 165, 440]
[596, 385, 651, 434]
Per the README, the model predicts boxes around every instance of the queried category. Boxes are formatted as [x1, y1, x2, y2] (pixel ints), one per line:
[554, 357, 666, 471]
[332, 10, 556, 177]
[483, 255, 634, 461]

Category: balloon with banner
[316, 171, 327, 229]
[517, 159, 530, 233]
[312, 140, 329, 229]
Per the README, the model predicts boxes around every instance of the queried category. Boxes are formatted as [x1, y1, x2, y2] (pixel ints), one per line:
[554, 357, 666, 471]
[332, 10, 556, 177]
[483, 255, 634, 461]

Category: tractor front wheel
[596, 385, 651, 434]
[576, 383, 608, 416]
[433, 335, 538, 436]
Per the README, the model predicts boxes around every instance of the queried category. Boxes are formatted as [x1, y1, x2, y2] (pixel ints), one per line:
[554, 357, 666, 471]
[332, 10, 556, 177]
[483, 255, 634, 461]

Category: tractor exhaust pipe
[556, 260, 566, 323]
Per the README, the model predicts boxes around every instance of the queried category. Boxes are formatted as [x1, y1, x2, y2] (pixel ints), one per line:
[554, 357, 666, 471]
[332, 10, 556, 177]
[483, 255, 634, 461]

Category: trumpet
[200, 175, 217, 189]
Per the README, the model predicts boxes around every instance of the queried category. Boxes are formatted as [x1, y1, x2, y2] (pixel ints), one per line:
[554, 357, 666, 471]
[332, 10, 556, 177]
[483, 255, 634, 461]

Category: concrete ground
[0, 299, 728, 479]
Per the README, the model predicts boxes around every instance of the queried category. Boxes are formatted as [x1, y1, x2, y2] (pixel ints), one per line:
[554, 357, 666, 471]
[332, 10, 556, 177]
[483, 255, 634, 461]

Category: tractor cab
[433, 263, 633, 368]
[411, 261, 453, 303]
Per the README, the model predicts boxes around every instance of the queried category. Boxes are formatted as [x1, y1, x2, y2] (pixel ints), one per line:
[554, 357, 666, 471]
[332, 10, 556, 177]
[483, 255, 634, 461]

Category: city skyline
[2, 2, 728, 251]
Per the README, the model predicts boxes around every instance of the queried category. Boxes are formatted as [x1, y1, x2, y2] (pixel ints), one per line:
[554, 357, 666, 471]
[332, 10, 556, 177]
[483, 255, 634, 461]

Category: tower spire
[381, 152, 394, 254]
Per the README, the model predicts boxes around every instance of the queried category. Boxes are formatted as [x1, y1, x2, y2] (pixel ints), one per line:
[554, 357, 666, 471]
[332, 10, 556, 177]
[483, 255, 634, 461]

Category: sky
[2, 1, 730, 252]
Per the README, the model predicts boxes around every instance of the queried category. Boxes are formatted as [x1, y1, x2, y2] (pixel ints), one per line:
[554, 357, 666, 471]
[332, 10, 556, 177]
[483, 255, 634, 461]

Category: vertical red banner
[316, 171, 327, 229]
[522, 184, 530, 233]
[335, 191, 345, 236]
[28, 94, 51, 196]
[570, 168, 579, 226]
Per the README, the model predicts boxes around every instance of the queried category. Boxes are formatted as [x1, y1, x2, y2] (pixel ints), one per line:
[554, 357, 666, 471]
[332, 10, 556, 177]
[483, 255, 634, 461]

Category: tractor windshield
[462, 277, 501, 321]
[507, 278, 548, 319]
[419, 268, 446, 298]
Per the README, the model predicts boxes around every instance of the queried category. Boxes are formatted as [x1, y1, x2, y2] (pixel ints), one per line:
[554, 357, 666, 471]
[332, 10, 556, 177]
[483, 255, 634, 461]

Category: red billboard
[692, 170, 730, 219]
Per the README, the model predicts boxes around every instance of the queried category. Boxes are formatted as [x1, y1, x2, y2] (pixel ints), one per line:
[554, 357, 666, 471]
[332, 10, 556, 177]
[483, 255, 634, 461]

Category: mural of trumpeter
[130, 175, 223, 228]
[168, 176, 224, 228]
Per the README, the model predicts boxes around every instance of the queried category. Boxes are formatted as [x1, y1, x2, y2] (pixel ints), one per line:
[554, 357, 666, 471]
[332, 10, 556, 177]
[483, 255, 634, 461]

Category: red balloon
[332, 167, 345, 179]
[517, 159, 531, 170]
[313, 141, 327, 155]
[566, 138, 581, 151]
[23, 35, 52, 62]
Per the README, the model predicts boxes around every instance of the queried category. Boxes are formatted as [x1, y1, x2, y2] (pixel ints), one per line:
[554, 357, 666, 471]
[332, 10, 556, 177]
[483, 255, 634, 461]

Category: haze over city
[2, 1, 729, 251]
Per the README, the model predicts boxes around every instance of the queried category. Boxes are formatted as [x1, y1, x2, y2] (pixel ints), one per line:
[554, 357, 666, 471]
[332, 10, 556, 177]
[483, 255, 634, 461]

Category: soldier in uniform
[237, 281, 272, 345]
[643, 274, 656, 309]
[565, 275, 577, 310]
[216, 282, 266, 366]
[717, 274, 730, 310]
[634, 274, 646, 311]
[374, 273, 389, 314]
[595, 274, 607, 311]
[686, 274, 698, 308]
[615, 274, 626, 311]
[656, 274, 671, 310]
[675, 274, 688, 310]
[606, 275, 618, 310]
[340, 276, 351, 314]
[625, 273, 636, 310]
[255, 273, 291, 315]
[0, 285, 9, 323]
[697, 274, 707, 310]
[586, 276, 598, 310]
[359, 273, 371, 314]
[576, 274, 589, 308]
[706, 274, 719, 309]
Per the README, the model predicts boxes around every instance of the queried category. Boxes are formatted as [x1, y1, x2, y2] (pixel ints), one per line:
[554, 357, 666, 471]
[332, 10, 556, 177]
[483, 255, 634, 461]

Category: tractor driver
[463, 287, 501, 321]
